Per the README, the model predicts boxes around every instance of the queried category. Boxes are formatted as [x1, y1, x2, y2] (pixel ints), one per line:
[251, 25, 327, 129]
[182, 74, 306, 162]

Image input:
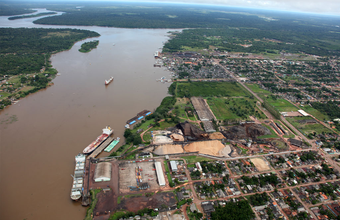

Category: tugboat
[105, 77, 114, 85]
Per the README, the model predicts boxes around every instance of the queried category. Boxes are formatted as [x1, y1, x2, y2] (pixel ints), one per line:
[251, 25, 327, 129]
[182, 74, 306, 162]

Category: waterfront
[0, 11, 174, 220]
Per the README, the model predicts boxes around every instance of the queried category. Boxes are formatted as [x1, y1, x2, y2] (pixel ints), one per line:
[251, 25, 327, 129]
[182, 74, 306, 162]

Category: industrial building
[154, 161, 166, 186]
[94, 162, 112, 182]
[170, 161, 178, 172]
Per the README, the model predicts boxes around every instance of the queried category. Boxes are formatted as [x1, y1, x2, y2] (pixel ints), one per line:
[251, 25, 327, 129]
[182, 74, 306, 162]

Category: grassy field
[286, 116, 333, 135]
[173, 98, 197, 121]
[176, 81, 251, 98]
[301, 105, 330, 121]
[207, 97, 266, 120]
[0, 92, 11, 100]
[181, 155, 214, 164]
[246, 83, 271, 95]
[164, 161, 174, 186]
[265, 96, 298, 112]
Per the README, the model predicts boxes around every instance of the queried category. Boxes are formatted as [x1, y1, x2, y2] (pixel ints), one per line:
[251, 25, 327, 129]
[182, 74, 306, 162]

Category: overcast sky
[115, 0, 340, 15]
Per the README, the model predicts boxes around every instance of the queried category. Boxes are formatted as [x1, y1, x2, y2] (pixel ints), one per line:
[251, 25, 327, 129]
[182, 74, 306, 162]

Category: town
[80, 44, 340, 220]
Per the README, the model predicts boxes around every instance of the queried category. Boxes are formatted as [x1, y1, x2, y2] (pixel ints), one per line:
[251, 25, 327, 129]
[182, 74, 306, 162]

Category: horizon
[6, 0, 340, 16]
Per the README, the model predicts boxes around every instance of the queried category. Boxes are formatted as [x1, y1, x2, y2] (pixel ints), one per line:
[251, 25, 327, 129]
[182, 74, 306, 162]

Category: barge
[71, 153, 86, 201]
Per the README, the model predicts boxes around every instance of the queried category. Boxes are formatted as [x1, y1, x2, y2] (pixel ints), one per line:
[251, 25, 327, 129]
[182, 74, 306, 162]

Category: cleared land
[119, 161, 159, 193]
[153, 144, 184, 155]
[250, 158, 270, 172]
[176, 81, 251, 98]
[265, 96, 298, 112]
[207, 97, 266, 120]
[286, 116, 333, 135]
[184, 140, 230, 156]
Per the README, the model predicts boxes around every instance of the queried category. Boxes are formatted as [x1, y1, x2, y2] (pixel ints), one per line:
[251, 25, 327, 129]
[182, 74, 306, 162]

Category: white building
[170, 161, 178, 172]
[155, 162, 166, 186]
[94, 162, 112, 182]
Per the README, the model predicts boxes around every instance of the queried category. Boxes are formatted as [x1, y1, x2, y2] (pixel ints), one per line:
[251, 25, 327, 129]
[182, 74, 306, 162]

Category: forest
[79, 40, 99, 53]
[311, 101, 340, 119]
[210, 200, 255, 220]
[8, 12, 57, 20]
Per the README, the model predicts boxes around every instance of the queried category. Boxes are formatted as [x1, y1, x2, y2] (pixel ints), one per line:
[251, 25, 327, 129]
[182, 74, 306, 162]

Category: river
[0, 9, 175, 220]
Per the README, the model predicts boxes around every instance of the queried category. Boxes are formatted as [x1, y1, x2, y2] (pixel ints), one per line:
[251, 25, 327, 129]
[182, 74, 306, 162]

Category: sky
[89, 0, 340, 15]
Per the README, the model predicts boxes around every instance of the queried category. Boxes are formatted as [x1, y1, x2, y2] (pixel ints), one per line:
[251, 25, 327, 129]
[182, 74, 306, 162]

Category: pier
[88, 137, 114, 158]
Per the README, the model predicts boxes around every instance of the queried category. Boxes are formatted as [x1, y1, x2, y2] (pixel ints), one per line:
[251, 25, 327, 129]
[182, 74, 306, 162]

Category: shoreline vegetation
[8, 12, 57, 20]
[79, 40, 99, 53]
[0, 28, 100, 110]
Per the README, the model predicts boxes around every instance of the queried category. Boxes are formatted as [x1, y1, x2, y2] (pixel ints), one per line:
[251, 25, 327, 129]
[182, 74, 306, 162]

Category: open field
[265, 96, 298, 112]
[174, 98, 197, 121]
[119, 161, 159, 193]
[184, 140, 231, 156]
[246, 83, 271, 95]
[176, 81, 251, 98]
[181, 155, 214, 164]
[250, 158, 270, 171]
[207, 97, 266, 120]
[286, 116, 333, 135]
[301, 105, 330, 121]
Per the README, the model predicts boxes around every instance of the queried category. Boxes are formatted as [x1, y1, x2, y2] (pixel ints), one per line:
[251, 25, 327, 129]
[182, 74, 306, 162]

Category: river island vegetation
[79, 40, 99, 53]
[8, 12, 57, 20]
[0, 28, 100, 109]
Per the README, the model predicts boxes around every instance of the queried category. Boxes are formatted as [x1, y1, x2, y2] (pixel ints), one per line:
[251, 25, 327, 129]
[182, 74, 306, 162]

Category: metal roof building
[155, 161, 166, 186]
[94, 162, 112, 182]
[170, 161, 178, 172]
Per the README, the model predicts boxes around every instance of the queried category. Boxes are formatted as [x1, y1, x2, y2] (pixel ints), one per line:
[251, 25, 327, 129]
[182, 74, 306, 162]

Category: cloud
[125, 0, 340, 15]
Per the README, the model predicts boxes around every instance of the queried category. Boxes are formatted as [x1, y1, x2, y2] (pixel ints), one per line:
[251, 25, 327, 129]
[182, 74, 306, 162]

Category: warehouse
[155, 161, 166, 186]
[94, 162, 112, 182]
[170, 161, 178, 172]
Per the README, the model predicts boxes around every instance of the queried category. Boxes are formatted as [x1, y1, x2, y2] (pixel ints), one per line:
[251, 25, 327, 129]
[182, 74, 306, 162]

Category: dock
[88, 137, 114, 158]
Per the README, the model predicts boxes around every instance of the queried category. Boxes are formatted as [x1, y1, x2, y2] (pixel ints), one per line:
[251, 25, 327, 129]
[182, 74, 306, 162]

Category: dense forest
[210, 200, 255, 220]
[163, 28, 340, 56]
[8, 12, 57, 20]
[79, 40, 99, 53]
[311, 101, 340, 119]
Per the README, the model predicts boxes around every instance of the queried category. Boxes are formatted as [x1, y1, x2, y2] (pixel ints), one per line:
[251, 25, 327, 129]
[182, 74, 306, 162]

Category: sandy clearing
[153, 144, 184, 155]
[250, 157, 271, 171]
[184, 140, 228, 156]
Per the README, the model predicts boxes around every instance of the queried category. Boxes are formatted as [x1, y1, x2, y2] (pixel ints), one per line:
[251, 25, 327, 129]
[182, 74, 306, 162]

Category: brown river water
[0, 9, 175, 220]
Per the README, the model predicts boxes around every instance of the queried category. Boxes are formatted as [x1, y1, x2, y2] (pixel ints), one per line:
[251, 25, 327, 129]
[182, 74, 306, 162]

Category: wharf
[88, 137, 114, 158]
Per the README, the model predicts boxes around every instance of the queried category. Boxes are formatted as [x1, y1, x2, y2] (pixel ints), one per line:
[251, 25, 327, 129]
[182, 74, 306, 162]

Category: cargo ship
[105, 77, 114, 85]
[71, 153, 86, 201]
[104, 137, 120, 152]
[83, 126, 113, 154]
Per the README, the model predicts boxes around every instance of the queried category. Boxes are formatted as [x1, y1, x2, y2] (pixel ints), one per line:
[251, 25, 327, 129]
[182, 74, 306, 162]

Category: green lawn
[246, 83, 271, 95]
[265, 96, 298, 112]
[207, 97, 266, 120]
[180, 155, 214, 164]
[164, 161, 173, 186]
[176, 81, 251, 98]
[286, 116, 333, 136]
[173, 98, 197, 121]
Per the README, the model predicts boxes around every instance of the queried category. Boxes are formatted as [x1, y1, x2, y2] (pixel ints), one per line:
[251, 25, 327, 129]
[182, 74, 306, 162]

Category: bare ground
[250, 157, 271, 172]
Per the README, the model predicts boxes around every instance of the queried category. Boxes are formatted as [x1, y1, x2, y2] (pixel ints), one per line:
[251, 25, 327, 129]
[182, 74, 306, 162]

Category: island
[78, 40, 99, 53]
[8, 12, 57, 20]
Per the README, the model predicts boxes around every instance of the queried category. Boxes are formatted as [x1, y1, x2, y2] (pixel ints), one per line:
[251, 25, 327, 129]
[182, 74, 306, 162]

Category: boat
[71, 153, 86, 201]
[83, 126, 113, 154]
[105, 77, 114, 85]
[104, 137, 120, 152]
